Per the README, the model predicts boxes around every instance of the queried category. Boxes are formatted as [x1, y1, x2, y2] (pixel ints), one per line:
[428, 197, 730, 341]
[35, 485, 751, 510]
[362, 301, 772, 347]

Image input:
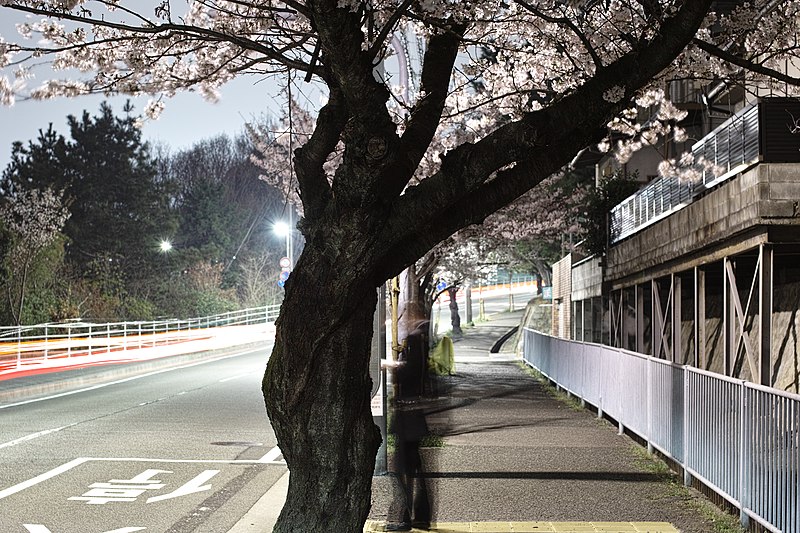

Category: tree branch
[366, 0, 414, 62]
[381, 22, 467, 200]
[373, 0, 715, 280]
[693, 38, 800, 88]
[293, 87, 344, 220]
[4, 3, 318, 75]
[512, 0, 604, 69]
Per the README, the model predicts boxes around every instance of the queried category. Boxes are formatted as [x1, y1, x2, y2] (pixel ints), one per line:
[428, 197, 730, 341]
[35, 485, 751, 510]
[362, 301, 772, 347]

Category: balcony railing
[609, 97, 800, 244]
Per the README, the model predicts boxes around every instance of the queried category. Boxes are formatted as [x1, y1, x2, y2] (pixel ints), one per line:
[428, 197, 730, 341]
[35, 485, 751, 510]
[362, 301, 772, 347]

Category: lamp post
[273, 219, 293, 268]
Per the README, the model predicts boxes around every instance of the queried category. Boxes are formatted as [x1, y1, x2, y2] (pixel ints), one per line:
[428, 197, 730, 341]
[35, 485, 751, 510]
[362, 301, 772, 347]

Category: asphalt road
[0, 346, 284, 533]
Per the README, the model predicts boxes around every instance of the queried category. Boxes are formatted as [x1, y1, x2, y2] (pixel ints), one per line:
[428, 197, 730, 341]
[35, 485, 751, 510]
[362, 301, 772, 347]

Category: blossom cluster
[0, 187, 70, 253]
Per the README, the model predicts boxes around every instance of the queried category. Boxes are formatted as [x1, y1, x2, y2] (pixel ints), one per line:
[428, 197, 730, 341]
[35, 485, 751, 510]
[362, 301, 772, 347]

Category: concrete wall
[606, 163, 800, 286]
[551, 255, 572, 338]
[571, 256, 603, 301]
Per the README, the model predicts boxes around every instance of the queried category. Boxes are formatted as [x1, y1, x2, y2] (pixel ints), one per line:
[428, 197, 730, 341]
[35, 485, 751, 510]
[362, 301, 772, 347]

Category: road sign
[279, 270, 290, 282]
[279, 257, 291, 269]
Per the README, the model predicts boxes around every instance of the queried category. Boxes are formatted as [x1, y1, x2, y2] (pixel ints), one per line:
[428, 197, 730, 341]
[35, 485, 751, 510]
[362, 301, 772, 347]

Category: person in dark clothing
[386, 328, 433, 531]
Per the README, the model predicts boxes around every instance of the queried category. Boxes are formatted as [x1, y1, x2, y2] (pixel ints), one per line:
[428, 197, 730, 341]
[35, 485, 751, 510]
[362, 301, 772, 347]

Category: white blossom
[144, 98, 165, 120]
[602, 85, 626, 103]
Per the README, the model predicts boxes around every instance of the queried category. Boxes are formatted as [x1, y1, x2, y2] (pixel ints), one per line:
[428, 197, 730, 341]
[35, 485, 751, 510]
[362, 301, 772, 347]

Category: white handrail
[0, 304, 282, 371]
[522, 327, 799, 533]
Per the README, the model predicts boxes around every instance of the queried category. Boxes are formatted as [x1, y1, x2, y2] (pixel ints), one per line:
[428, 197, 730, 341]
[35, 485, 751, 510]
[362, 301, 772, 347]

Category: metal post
[739, 383, 751, 529]
[694, 266, 706, 369]
[44, 325, 49, 360]
[723, 257, 731, 376]
[758, 244, 773, 386]
[16, 326, 21, 369]
[652, 279, 665, 359]
[683, 367, 693, 487]
[372, 285, 387, 475]
[465, 286, 473, 326]
[673, 274, 682, 364]
[636, 284, 645, 353]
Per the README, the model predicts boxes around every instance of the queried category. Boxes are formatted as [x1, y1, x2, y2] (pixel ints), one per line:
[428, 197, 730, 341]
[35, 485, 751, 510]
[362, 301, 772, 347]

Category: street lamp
[159, 239, 173, 253]
[273, 219, 293, 268]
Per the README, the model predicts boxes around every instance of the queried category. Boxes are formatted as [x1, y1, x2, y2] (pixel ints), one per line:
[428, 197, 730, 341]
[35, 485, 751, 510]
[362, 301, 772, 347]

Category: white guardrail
[523, 328, 800, 533]
[0, 304, 281, 375]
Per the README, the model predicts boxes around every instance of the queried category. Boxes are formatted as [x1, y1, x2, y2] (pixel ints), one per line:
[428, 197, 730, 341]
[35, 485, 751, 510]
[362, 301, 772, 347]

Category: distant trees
[0, 102, 290, 323]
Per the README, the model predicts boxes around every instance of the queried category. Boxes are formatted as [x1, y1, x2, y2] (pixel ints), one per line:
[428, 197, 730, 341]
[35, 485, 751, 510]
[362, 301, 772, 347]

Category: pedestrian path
[367, 310, 742, 533]
[363, 521, 679, 532]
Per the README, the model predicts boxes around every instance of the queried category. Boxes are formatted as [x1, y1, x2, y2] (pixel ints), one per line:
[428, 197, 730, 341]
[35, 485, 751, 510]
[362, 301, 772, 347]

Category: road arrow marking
[146, 470, 219, 503]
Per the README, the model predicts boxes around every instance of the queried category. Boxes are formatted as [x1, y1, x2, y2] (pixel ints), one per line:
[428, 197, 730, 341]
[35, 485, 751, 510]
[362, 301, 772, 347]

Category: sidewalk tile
[592, 524, 638, 532]
[511, 523, 556, 532]
[551, 523, 597, 532]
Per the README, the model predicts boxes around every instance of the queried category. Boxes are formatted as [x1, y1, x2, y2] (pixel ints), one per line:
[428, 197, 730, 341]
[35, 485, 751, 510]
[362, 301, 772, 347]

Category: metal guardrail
[609, 102, 761, 243]
[0, 304, 282, 371]
[523, 328, 800, 533]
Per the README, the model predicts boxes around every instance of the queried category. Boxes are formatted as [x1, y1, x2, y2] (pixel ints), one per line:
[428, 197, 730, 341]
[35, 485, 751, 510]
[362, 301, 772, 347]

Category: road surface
[0, 346, 284, 533]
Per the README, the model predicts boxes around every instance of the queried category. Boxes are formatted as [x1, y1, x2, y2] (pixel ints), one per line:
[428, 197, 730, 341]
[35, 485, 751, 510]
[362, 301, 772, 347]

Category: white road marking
[146, 469, 219, 503]
[258, 446, 285, 464]
[25, 527, 146, 533]
[0, 457, 88, 501]
[0, 423, 78, 450]
[89, 457, 274, 464]
[0, 455, 282, 502]
[0, 347, 267, 410]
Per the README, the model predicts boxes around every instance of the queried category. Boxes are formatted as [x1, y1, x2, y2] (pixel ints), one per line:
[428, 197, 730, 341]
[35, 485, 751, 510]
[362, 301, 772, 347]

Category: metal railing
[0, 304, 282, 372]
[523, 328, 800, 533]
[609, 102, 761, 243]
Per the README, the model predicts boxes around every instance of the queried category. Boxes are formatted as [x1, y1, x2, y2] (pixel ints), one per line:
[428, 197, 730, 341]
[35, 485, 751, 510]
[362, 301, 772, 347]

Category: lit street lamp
[159, 239, 173, 253]
[273, 218, 293, 268]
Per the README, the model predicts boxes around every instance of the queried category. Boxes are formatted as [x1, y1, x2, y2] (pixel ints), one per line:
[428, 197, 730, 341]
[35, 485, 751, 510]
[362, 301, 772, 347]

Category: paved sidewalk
[367, 311, 739, 533]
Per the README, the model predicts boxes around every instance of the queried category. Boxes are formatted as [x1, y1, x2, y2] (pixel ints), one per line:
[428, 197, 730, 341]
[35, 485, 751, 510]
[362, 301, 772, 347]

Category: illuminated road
[0, 346, 283, 533]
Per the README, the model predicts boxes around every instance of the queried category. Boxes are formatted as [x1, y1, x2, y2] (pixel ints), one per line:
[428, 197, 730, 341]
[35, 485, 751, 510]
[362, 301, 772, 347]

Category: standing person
[386, 327, 432, 531]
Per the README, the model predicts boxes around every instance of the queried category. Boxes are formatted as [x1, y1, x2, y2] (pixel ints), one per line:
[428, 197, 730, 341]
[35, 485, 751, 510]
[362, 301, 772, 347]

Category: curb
[228, 471, 289, 532]
[363, 521, 680, 532]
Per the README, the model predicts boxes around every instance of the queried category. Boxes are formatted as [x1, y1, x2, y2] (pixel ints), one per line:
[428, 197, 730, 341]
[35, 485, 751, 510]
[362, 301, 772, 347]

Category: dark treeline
[0, 101, 290, 325]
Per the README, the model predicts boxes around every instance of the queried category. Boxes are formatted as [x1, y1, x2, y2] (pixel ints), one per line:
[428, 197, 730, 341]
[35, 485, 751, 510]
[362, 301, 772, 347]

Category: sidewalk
[366, 311, 739, 533]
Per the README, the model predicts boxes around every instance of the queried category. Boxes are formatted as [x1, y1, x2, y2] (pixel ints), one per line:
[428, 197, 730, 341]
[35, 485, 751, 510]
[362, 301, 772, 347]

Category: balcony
[609, 97, 800, 244]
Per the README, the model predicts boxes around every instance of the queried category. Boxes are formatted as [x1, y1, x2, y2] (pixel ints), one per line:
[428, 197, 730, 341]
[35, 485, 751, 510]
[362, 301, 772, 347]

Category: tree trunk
[398, 264, 429, 343]
[263, 242, 382, 533]
[447, 287, 462, 335]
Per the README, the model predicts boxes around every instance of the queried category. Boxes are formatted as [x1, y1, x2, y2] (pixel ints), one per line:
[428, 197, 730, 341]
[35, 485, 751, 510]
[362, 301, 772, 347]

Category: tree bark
[447, 287, 462, 335]
[263, 240, 382, 533]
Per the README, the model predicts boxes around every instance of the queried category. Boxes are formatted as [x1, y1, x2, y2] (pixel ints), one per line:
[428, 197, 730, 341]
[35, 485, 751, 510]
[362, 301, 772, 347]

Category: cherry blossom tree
[2, 2, 800, 531]
[0, 187, 69, 324]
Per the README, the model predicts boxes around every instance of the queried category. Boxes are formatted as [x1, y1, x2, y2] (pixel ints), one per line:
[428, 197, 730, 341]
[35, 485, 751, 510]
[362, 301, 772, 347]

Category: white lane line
[258, 446, 285, 464]
[88, 457, 277, 464]
[0, 457, 88, 501]
[219, 373, 250, 383]
[0, 423, 78, 450]
[0, 346, 269, 410]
